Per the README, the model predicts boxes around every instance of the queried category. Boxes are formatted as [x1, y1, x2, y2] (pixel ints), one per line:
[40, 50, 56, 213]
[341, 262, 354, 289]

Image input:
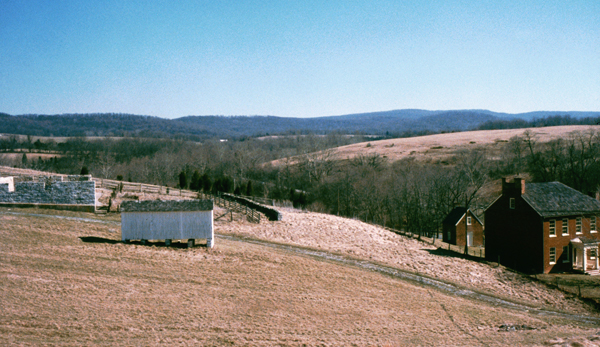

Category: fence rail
[94, 178, 263, 223]
[384, 227, 485, 258]
[534, 275, 600, 302]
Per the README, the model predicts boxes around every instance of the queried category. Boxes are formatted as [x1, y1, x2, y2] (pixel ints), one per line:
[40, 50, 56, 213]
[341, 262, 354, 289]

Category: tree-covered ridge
[2, 110, 599, 140]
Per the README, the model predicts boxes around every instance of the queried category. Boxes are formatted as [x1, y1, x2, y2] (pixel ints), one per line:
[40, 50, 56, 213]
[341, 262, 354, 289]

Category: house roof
[443, 207, 466, 226]
[442, 207, 483, 226]
[523, 182, 600, 218]
[121, 199, 213, 212]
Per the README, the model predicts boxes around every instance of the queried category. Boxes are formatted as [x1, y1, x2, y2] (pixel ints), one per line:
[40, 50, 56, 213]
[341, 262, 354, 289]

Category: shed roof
[523, 182, 600, 218]
[121, 199, 213, 212]
[443, 207, 466, 226]
[442, 207, 483, 226]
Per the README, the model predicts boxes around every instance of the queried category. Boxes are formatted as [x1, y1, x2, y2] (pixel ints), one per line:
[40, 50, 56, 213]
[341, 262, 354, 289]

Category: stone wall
[0, 175, 96, 211]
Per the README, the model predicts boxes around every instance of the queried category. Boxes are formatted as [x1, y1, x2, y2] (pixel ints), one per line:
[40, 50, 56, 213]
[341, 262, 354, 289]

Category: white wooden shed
[121, 199, 214, 248]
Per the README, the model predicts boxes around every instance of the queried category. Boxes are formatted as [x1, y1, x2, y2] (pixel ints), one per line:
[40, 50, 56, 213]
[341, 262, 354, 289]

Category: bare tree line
[4, 129, 599, 236]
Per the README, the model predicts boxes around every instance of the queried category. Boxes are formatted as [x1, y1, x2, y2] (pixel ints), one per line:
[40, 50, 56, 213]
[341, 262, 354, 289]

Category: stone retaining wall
[0, 175, 96, 211]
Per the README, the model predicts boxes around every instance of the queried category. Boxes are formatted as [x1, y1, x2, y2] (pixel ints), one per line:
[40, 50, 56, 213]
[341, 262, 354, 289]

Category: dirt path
[218, 234, 600, 325]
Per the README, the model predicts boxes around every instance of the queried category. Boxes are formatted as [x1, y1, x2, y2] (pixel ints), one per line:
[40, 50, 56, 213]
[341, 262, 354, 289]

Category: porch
[571, 237, 600, 275]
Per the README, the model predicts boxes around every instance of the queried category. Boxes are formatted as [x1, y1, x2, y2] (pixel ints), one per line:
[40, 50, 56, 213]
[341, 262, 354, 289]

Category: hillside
[2, 205, 599, 345]
[270, 125, 600, 166]
[1, 110, 599, 140]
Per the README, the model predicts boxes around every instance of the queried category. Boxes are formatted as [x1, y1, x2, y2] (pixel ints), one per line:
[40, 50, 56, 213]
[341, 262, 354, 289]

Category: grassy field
[2, 208, 600, 346]
[269, 125, 600, 166]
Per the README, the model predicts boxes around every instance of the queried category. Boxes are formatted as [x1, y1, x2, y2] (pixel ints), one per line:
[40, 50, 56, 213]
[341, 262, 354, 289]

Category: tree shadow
[425, 247, 487, 263]
[79, 236, 203, 248]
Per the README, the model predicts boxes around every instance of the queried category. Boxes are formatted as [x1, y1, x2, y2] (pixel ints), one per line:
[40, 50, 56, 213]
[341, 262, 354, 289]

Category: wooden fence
[94, 178, 263, 223]
[384, 227, 485, 258]
[211, 194, 262, 223]
[534, 275, 600, 302]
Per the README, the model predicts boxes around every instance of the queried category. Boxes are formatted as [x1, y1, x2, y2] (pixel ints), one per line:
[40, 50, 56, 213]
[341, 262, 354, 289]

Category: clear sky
[1, 1, 599, 119]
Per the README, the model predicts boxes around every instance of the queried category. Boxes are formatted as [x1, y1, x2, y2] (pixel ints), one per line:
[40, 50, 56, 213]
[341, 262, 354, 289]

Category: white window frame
[509, 198, 515, 209]
[591, 216, 597, 233]
[576, 217, 582, 234]
[549, 247, 556, 265]
[562, 246, 570, 263]
[549, 219, 556, 237]
[562, 218, 569, 235]
[466, 216, 472, 225]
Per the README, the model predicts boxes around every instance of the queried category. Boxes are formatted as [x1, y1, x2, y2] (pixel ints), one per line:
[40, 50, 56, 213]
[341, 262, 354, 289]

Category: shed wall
[121, 210, 213, 241]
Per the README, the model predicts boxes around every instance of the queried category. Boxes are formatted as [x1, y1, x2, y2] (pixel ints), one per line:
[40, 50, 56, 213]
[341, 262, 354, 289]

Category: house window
[549, 247, 556, 264]
[562, 218, 569, 235]
[591, 216, 597, 233]
[549, 220, 556, 237]
[576, 217, 582, 234]
[562, 246, 570, 263]
[591, 248, 597, 259]
[467, 217, 472, 225]
[509, 198, 515, 209]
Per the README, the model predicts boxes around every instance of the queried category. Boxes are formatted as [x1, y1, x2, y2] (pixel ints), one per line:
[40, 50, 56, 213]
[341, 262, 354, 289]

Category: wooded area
[2, 111, 598, 140]
[2, 123, 600, 236]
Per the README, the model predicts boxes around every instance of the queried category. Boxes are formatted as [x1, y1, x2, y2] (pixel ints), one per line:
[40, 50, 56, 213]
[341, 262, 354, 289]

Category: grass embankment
[1, 208, 599, 346]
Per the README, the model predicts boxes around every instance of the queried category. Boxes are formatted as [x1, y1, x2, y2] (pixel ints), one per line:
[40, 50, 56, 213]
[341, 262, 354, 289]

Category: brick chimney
[514, 178, 526, 195]
[501, 177, 525, 196]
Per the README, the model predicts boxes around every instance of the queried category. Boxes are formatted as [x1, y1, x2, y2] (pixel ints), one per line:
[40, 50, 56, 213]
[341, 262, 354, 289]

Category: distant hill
[0, 110, 598, 140]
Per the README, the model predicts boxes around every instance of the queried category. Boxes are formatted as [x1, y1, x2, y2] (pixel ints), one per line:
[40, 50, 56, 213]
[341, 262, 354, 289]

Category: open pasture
[1, 209, 600, 346]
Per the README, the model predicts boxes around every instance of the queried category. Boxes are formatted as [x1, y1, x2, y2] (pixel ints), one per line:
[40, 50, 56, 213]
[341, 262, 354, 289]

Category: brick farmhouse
[485, 178, 600, 274]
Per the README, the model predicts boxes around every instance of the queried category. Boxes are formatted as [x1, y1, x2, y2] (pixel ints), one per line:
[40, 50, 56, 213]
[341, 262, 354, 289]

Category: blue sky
[1, 1, 599, 118]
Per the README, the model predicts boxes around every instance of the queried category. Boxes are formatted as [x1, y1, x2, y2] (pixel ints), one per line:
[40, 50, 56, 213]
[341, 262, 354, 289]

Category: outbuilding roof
[442, 207, 483, 226]
[523, 182, 600, 218]
[121, 199, 213, 212]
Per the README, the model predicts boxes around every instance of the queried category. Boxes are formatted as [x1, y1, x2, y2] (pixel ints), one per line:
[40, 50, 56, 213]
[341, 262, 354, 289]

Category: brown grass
[2, 208, 600, 346]
[270, 125, 600, 166]
[217, 208, 597, 315]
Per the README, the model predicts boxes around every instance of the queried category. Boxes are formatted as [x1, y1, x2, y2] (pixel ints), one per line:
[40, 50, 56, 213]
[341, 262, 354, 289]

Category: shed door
[467, 232, 473, 247]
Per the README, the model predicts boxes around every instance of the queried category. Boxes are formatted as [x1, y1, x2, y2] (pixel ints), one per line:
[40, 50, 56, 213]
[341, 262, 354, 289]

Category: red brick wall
[544, 215, 600, 273]
[454, 211, 484, 247]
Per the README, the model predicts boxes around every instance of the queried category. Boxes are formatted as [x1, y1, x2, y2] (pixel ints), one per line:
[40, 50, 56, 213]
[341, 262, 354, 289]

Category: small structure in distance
[121, 199, 214, 248]
[442, 207, 484, 247]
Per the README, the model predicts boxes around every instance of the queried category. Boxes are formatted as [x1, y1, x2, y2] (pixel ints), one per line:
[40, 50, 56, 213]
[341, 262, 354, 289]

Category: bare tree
[98, 151, 116, 179]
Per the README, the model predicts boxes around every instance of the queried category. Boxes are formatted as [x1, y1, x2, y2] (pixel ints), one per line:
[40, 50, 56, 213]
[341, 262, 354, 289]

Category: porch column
[596, 247, 599, 270]
[582, 248, 587, 271]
